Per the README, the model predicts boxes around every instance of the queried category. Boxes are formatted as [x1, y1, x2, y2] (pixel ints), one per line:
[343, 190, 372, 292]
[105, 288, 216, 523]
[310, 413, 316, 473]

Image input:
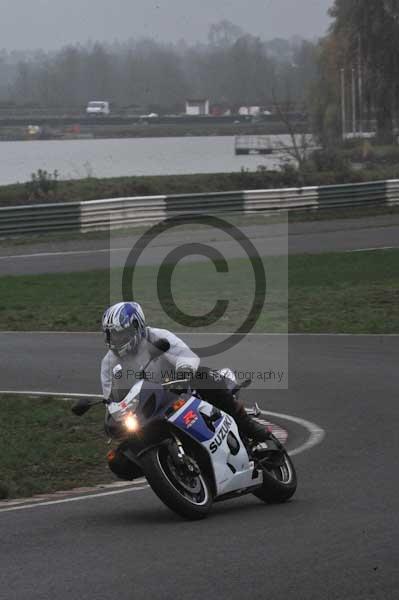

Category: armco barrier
[385, 179, 399, 206]
[317, 180, 387, 208]
[0, 179, 398, 237]
[244, 186, 319, 212]
[79, 195, 167, 231]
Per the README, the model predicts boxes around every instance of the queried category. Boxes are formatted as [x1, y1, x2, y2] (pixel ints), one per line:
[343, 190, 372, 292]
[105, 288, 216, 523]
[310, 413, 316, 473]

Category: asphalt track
[0, 333, 398, 600]
[0, 214, 399, 275]
[0, 215, 398, 599]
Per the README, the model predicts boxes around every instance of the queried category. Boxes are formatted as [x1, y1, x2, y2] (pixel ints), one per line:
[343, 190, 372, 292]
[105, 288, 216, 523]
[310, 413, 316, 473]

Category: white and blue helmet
[102, 302, 146, 356]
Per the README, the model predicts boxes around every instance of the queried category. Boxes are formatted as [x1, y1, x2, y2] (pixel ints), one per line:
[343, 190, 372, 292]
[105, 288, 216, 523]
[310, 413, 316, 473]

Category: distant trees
[0, 23, 318, 113]
[201, 34, 274, 107]
[4, 7, 392, 146]
[208, 20, 243, 48]
[308, 37, 342, 146]
[311, 0, 399, 143]
[331, 0, 399, 140]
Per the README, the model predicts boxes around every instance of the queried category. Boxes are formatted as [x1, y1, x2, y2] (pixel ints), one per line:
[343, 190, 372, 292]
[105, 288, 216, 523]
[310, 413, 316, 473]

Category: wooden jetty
[235, 135, 273, 155]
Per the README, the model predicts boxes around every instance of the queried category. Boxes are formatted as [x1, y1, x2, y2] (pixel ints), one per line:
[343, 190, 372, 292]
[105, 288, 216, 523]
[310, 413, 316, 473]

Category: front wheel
[253, 449, 297, 504]
[141, 443, 213, 520]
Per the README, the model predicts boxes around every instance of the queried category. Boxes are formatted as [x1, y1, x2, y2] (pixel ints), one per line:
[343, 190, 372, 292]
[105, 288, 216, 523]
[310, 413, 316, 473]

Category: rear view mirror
[71, 398, 93, 416]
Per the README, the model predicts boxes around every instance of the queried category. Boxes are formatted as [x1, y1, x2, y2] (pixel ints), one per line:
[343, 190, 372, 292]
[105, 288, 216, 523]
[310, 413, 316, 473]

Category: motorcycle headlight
[124, 413, 139, 432]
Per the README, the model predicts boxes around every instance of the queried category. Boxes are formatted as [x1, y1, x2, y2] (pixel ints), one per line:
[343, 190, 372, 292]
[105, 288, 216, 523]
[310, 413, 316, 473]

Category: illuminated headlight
[124, 414, 139, 432]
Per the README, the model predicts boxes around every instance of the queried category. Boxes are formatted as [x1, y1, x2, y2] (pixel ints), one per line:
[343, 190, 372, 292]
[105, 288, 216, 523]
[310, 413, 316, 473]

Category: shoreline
[0, 121, 308, 142]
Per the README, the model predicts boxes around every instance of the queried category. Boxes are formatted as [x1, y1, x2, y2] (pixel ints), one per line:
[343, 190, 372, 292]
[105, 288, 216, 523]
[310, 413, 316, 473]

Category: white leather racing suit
[101, 326, 200, 401]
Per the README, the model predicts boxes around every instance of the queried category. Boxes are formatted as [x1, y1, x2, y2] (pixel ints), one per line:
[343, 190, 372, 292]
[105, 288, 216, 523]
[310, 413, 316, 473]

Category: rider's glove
[170, 365, 195, 393]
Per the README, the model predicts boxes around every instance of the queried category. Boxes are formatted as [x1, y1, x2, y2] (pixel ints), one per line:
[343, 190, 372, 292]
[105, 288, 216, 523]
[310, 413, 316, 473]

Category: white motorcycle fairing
[168, 395, 263, 497]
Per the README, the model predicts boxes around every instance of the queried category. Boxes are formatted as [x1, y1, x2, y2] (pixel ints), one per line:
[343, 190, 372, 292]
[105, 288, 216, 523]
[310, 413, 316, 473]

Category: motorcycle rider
[101, 301, 270, 443]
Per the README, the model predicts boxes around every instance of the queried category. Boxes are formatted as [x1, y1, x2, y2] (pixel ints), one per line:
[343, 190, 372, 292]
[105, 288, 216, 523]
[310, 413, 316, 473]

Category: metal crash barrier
[0, 179, 397, 236]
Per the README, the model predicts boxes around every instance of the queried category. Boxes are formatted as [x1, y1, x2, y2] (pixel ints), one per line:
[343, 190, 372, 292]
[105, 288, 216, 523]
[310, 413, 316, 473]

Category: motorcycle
[72, 339, 297, 520]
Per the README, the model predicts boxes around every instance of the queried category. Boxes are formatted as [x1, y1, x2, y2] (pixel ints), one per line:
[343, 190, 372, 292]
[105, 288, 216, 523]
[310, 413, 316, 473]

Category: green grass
[0, 396, 114, 500]
[0, 270, 108, 331]
[288, 251, 399, 333]
[0, 249, 398, 333]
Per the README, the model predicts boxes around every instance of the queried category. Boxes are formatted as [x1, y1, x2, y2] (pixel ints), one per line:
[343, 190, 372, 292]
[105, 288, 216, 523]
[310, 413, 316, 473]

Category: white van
[86, 101, 110, 116]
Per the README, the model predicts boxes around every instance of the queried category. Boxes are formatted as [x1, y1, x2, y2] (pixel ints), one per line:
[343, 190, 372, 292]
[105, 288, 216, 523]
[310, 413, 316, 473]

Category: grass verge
[0, 395, 114, 500]
[1, 170, 298, 206]
[2, 164, 399, 207]
[1, 249, 398, 333]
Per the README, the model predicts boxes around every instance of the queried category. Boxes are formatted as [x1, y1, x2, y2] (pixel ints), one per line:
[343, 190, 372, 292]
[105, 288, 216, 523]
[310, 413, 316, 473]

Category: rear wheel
[252, 449, 297, 503]
[141, 443, 213, 520]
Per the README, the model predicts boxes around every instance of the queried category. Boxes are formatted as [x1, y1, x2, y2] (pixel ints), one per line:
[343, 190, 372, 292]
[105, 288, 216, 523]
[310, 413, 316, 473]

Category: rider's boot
[233, 403, 272, 444]
[193, 367, 272, 444]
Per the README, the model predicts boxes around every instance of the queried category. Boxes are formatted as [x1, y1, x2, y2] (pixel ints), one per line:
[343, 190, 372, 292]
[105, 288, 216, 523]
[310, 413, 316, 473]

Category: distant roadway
[1, 214, 398, 276]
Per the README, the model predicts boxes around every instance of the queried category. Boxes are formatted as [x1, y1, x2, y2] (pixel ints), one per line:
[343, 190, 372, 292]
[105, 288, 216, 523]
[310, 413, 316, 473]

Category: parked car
[86, 101, 110, 116]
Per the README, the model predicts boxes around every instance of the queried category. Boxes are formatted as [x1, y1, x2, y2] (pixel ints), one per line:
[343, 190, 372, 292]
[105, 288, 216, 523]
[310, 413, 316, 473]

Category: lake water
[0, 135, 293, 185]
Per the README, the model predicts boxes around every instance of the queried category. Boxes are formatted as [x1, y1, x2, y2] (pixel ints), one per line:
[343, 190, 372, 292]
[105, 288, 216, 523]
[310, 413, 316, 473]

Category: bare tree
[271, 89, 312, 181]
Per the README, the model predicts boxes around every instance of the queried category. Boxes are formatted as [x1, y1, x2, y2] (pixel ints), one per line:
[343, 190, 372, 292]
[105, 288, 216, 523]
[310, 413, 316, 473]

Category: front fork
[168, 435, 200, 476]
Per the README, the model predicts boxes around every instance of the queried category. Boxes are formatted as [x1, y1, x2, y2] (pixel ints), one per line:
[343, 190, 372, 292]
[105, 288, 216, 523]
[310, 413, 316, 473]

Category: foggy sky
[0, 0, 333, 51]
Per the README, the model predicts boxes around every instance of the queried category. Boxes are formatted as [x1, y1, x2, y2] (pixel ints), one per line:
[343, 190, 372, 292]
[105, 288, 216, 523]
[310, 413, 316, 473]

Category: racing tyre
[253, 450, 297, 504]
[141, 444, 213, 520]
